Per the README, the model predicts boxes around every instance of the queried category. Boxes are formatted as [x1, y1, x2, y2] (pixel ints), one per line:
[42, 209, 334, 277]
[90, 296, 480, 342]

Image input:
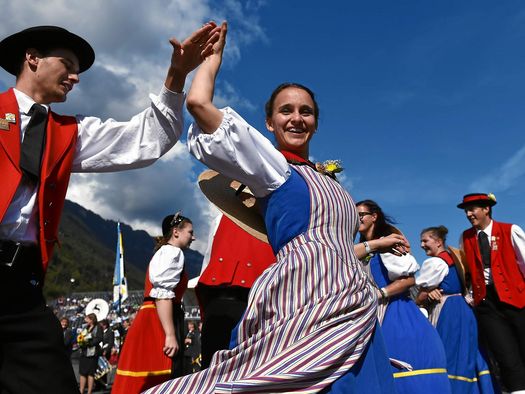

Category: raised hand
[170, 22, 221, 74]
[186, 21, 228, 133]
[165, 22, 221, 92]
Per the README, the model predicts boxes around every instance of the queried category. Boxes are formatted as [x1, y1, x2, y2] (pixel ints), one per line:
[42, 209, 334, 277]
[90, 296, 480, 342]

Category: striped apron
[145, 164, 378, 393]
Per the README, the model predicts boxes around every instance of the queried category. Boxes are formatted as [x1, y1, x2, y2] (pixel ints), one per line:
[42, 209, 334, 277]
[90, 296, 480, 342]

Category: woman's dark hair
[265, 82, 320, 126]
[421, 225, 448, 244]
[355, 199, 399, 241]
[155, 213, 192, 251]
[86, 313, 98, 326]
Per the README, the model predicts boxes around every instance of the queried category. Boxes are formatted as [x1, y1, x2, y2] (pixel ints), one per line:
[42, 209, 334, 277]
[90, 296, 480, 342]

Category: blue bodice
[259, 168, 311, 254]
[440, 264, 462, 294]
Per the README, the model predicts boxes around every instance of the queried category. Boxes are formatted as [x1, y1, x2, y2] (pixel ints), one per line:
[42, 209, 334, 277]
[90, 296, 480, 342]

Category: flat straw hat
[198, 170, 268, 243]
[0, 25, 95, 75]
[457, 193, 497, 209]
[448, 246, 468, 292]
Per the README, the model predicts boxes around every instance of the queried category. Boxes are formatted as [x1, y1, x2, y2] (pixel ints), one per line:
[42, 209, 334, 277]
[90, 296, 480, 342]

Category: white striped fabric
[144, 165, 378, 394]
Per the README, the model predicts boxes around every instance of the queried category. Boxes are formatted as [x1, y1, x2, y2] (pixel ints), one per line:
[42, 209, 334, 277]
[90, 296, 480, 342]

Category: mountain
[44, 200, 204, 299]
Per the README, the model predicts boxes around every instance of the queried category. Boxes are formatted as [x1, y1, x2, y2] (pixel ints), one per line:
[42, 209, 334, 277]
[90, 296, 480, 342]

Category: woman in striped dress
[146, 22, 408, 394]
[112, 213, 195, 394]
[355, 200, 451, 394]
[416, 226, 498, 394]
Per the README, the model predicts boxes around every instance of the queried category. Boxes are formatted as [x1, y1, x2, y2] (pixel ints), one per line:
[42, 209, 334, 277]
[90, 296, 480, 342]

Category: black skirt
[79, 354, 98, 376]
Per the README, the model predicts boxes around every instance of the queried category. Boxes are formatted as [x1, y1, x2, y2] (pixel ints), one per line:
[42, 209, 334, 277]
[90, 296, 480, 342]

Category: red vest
[198, 215, 276, 288]
[0, 88, 78, 273]
[463, 221, 525, 308]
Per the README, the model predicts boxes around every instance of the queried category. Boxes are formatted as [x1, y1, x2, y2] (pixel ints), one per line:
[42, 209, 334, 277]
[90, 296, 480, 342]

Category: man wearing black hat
[458, 193, 525, 393]
[0, 24, 218, 394]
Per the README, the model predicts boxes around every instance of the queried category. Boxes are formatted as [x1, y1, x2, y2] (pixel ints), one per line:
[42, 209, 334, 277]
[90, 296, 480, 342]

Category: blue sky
[1, 1, 524, 264]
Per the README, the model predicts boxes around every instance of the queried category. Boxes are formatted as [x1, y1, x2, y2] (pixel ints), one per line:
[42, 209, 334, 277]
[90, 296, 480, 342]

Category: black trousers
[0, 251, 78, 394]
[475, 284, 525, 391]
[197, 285, 249, 369]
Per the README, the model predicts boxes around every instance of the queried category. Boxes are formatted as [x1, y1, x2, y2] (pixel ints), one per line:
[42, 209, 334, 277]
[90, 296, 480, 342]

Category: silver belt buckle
[0, 241, 21, 267]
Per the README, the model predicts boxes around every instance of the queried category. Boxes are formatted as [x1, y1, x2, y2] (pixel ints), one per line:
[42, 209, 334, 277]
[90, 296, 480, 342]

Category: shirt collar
[476, 220, 493, 238]
[13, 88, 50, 115]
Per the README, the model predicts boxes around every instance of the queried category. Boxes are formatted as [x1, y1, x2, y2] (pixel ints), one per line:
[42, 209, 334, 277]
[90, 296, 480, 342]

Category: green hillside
[43, 200, 203, 299]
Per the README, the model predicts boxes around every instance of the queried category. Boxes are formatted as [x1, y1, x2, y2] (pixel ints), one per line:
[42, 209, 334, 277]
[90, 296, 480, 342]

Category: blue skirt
[383, 297, 451, 394]
[436, 295, 498, 394]
[321, 323, 396, 393]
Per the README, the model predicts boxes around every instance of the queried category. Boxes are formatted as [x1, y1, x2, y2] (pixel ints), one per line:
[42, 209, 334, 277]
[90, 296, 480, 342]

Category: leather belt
[0, 239, 39, 267]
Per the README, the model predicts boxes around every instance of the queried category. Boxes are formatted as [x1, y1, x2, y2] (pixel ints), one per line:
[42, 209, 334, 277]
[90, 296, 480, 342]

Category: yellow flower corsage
[315, 160, 344, 179]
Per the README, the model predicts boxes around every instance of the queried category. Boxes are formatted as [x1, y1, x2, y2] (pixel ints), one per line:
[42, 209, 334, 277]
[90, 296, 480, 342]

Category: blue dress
[422, 252, 499, 394]
[370, 253, 452, 394]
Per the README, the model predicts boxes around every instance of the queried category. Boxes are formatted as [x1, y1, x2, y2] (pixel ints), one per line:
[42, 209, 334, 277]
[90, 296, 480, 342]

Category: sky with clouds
[1, 0, 525, 263]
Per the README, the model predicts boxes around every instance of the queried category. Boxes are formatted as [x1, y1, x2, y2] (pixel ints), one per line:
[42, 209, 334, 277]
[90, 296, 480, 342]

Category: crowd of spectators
[51, 290, 201, 391]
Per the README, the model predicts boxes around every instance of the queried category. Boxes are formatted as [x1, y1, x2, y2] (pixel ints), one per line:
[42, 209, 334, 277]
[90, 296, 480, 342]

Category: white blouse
[380, 252, 420, 281]
[187, 107, 290, 198]
[148, 244, 185, 299]
[415, 257, 449, 288]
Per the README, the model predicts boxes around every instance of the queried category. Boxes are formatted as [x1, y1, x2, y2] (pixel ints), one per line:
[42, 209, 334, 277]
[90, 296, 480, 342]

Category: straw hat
[198, 170, 268, 243]
[457, 193, 497, 209]
[448, 246, 468, 292]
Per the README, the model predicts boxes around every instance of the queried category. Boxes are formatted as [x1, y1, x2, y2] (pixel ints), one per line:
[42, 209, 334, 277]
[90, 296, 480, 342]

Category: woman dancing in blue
[356, 200, 452, 394]
[416, 225, 498, 394]
[146, 22, 408, 394]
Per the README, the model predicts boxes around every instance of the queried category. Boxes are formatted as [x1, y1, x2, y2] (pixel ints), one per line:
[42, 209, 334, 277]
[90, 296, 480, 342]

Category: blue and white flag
[113, 222, 128, 312]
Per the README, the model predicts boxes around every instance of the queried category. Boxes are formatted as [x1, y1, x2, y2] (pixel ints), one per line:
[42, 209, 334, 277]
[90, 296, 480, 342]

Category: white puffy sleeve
[511, 225, 525, 278]
[380, 252, 420, 281]
[148, 245, 184, 299]
[415, 257, 449, 288]
[187, 107, 290, 198]
[73, 86, 183, 172]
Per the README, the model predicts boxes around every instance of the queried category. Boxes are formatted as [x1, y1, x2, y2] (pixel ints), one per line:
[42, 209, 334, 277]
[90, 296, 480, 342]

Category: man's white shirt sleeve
[73, 86, 183, 172]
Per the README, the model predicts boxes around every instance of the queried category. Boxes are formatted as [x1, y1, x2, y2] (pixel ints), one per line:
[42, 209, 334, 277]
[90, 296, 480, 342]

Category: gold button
[247, 262, 252, 267]
[219, 257, 223, 262]
[241, 280, 246, 284]
[211, 277, 216, 282]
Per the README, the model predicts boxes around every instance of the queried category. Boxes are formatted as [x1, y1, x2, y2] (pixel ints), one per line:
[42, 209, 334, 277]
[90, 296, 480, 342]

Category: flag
[113, 222, 128, 312]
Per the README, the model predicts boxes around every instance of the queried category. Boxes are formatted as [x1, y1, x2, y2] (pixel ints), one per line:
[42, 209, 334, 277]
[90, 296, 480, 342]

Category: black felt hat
[0, 26, 95, 75]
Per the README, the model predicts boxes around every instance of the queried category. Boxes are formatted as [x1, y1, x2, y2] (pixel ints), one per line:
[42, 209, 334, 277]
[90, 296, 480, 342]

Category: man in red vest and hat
[0, 24, 218, 394]
[458, 192, 525, 393]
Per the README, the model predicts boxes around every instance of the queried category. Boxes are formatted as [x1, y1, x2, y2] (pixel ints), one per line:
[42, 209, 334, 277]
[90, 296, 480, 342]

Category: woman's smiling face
[265, 87, 317, 157]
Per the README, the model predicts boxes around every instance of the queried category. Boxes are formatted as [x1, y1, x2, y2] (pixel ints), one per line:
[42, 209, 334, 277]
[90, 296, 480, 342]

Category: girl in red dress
[112, 213, 195, 394]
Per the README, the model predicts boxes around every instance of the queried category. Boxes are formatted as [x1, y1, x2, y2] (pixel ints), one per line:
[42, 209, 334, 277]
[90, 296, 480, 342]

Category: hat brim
[198, 170, 268, 243]
[457, 199, 496, 209]
[0, 26, 94, 75]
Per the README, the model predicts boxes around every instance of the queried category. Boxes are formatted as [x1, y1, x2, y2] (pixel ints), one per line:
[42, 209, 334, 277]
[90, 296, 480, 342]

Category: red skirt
[112, 301, 173, 394]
